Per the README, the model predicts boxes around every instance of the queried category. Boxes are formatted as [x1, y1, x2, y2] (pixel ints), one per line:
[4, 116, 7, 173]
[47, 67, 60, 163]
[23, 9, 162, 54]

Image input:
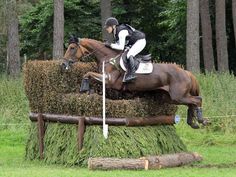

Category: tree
[232, 0, 236, 47]
[20, 0, 100, 60]
[200, 0, 215, 72]
[186, 0, 200, 72]
[53, 0, 64, 59]
[215, 0, 228, 72]
[6, 0, 20, 78]
[100, 0, 112, 42]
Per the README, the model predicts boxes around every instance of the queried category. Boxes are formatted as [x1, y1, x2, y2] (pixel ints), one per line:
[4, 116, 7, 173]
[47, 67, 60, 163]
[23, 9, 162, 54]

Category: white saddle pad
[120, 57, 153, 74]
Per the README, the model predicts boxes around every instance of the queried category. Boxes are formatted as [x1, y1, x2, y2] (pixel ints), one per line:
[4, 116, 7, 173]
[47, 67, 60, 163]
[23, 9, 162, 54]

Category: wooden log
[88, 152, 202, 170]
[142, 152, 203, 169]
[88, 158, 149, 170]
[37, 113, 45, 159]
[30, 112, 79, 124]
[78, 117, 85, 151]
[29, 112, 177, 126]
[126, 115, 176, 126]
[85, 117, 126, 126]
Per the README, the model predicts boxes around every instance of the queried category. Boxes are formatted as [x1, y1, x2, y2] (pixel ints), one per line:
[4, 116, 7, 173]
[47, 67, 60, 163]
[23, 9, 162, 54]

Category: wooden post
[37, 113, 45, 159]
[78, 117, 85, 151]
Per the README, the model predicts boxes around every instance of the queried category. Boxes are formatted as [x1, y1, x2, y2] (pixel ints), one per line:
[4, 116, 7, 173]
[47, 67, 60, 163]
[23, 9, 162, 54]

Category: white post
[102, 61, 108, 139]
[24, 54, 27, 64]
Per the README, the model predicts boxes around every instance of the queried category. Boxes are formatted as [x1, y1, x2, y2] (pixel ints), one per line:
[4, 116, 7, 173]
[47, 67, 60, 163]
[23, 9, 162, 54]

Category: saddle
[120, 52, 153, 74]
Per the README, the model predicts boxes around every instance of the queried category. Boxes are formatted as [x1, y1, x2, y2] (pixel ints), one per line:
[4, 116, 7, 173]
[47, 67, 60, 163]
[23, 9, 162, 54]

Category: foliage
[20, 0, 101, 59]
[112, 0, 172, 61]
[158, 0, 186, 65]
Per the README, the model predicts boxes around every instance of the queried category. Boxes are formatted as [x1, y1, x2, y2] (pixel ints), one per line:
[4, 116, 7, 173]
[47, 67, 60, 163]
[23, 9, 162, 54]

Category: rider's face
[106, 26, 113, 33]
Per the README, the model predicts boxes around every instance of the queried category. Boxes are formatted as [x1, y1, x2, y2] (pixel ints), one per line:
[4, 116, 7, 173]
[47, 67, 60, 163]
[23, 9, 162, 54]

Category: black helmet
[69, 35, 79, 44]
[104, 17, 119, 28]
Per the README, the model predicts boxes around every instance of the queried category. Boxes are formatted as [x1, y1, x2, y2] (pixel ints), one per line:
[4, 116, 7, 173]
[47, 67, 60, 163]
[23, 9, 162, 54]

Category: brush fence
[23, 60, 187, 166]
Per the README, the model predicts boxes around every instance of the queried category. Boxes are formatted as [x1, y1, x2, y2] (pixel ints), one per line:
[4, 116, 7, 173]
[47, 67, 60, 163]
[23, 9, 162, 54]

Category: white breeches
[127, 38, 146, 58]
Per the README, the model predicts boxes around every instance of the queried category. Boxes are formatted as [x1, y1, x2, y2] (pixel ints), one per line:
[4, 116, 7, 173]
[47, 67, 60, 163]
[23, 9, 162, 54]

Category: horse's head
[62, 37, 119, 70]
[62, 36, 90, 70]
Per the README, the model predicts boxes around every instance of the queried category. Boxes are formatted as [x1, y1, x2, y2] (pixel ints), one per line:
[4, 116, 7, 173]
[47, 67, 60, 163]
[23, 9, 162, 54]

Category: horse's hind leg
[187, 105, 199, 129]
[189, 96, 204, 124]
[170, 91, 204, 126]
[178, 96, 204, 123]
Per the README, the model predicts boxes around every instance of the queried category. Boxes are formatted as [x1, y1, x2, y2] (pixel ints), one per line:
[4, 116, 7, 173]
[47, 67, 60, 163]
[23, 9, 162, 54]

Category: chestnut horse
[63, 38, 208, 129]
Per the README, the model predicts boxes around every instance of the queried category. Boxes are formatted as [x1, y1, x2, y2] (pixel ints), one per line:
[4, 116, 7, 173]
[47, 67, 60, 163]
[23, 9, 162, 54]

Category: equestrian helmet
[69, 35, 79, 44]
[104, 17, 119, 28]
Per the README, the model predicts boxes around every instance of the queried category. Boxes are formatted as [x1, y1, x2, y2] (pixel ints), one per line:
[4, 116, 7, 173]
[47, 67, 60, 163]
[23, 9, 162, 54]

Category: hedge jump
[29, 112, 180, 159]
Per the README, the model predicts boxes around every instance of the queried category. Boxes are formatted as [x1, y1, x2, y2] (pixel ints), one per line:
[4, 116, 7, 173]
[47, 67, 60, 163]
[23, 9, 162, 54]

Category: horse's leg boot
[187, 108, 199, 129]
[195, 107, 204, 123]
[80, 78, 90, 92]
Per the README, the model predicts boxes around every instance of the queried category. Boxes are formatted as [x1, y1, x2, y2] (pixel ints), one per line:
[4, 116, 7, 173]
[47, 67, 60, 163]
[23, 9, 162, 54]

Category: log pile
[88, 152, 203, 170]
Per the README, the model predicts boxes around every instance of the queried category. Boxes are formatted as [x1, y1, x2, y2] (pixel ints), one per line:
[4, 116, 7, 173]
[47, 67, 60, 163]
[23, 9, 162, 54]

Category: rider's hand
[104, 41, 111, 48]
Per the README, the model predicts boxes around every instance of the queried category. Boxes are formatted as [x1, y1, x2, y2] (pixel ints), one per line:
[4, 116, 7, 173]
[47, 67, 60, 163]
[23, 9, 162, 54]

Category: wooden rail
[29, 112, 178, 126]
[29, 112, 179, 159]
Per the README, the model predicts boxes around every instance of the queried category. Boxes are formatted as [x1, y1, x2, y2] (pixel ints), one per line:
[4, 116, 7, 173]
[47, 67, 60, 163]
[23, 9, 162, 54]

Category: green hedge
[23, 60, 187, 166]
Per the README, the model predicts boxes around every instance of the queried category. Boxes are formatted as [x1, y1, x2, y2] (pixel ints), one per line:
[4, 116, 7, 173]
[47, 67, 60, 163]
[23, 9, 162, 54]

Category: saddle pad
[120, 57, 153, 74]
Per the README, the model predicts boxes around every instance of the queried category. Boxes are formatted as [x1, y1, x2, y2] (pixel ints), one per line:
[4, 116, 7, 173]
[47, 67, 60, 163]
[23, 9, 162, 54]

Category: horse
[63, 38, 209, 129]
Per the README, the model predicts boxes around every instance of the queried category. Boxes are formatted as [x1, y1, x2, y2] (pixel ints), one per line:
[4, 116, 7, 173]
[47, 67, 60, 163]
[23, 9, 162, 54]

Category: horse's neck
[82, 39, 120, 64]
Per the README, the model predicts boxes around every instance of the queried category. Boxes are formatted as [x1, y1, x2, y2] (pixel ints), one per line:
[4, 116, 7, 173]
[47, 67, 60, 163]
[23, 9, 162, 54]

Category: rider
[104, 17, 146, 82]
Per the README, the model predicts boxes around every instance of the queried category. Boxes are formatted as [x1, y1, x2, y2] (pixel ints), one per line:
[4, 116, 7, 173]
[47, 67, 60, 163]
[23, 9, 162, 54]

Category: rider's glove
[104, 41, 111, 48]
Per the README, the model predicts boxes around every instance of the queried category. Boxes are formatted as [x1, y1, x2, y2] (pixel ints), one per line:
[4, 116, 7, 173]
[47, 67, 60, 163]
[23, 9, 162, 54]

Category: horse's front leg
[80, 72, 106, 92]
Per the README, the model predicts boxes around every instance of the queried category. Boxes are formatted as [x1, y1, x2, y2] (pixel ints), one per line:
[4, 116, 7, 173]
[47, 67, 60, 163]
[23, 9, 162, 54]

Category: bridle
[62, 41, 121, 71]
[70, 42, 114, 62]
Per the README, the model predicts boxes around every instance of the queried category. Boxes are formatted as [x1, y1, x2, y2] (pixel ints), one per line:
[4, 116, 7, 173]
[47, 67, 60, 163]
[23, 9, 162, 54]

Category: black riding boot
[123, 56, 136, 82]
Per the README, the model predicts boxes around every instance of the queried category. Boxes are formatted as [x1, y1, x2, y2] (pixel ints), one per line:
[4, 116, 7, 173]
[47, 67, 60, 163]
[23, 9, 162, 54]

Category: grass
[1, 129, 236, 177]
[0, 73, 236, 176]
[0, 75, 29, 130]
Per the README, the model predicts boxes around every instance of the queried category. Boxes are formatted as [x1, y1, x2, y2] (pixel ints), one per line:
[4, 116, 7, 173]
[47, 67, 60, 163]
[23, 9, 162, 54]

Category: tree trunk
[232, 0, 236, 47]
[53, 0, 64, 59]
[215, 0, 228, 72]
[186, 0, 200, 73]
[0, 0, 6, 34]
[100, 0, 113, 42]
[200, 0, 215, 72]
[6, 0, 20, 78]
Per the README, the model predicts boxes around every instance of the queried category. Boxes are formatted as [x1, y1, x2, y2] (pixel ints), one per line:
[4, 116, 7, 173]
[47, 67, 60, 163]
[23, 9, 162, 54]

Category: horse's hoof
[191, 124, 200, 129]
[80, 78, 90, 93]
[188, 121, 200, 129]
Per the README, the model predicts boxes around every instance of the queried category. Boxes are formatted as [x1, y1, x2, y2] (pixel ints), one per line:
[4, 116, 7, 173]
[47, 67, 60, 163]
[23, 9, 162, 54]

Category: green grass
[0, 75, 29, 130]
[1, 129, 236, 177]
[0, 73, 236, 176]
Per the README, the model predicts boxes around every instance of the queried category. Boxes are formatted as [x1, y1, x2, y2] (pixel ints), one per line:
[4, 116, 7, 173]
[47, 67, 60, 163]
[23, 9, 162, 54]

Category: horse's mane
[80, 38, 119, 56]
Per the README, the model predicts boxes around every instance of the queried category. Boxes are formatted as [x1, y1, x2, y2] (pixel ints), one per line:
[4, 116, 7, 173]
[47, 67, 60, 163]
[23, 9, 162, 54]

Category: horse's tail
[186, 71, 200, 96]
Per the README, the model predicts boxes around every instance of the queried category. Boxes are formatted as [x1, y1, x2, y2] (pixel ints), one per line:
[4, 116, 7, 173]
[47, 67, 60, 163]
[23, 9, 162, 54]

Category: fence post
[78, 117, 85, 151]
[37, 113, 45, 159]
